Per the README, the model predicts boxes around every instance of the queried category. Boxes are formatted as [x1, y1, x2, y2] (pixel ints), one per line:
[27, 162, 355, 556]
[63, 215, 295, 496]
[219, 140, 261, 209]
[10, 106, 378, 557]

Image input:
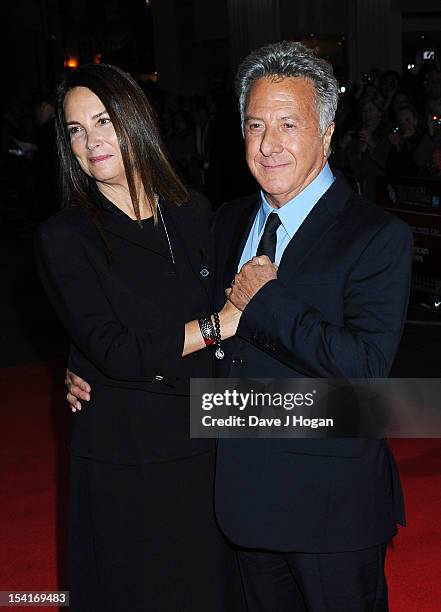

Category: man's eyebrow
[66, 111, 107, 126]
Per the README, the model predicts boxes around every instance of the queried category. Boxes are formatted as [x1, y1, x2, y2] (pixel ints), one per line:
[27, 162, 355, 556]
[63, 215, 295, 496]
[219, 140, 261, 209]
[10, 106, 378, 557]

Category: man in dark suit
[211, 42, 412, 611]
[67, 42, 412, 611]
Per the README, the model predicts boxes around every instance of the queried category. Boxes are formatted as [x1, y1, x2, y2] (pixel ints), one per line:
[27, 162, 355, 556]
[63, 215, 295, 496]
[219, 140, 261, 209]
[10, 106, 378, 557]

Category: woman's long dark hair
[55, 64, 188, 226]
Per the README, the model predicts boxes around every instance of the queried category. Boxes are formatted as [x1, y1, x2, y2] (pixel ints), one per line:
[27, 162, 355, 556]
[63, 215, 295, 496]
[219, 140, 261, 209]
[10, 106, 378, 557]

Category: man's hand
[226, 256, 277, 311]
[65, 369, 91, 412]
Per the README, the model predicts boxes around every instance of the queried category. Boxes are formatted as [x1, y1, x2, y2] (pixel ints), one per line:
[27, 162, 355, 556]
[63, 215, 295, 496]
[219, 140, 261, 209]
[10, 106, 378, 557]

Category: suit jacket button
[199, 268, 209, 277]
[155, 375, 164, 381]
[232, 357, 243, 366]
[250, 333, 257, 342]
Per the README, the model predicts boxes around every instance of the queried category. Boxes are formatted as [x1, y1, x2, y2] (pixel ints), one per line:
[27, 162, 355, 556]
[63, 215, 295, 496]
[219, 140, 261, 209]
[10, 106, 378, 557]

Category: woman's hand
[65, 369, 91, 412]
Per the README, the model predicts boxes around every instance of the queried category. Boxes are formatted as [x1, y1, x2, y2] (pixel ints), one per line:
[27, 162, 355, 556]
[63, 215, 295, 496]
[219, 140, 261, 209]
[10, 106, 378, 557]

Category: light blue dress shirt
[238, 163, 335, 271]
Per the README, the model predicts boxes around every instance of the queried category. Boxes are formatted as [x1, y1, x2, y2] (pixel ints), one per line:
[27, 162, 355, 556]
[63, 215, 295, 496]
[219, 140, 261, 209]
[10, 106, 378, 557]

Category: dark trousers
[237, 544, 388, 612]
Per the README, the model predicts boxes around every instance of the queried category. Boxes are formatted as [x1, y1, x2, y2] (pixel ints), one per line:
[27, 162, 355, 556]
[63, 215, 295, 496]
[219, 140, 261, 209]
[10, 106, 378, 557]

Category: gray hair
[236, 41, 339, 135]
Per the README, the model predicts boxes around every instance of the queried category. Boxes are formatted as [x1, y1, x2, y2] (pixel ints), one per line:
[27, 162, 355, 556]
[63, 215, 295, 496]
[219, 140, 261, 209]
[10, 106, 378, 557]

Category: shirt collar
[259, 162, 335, 238]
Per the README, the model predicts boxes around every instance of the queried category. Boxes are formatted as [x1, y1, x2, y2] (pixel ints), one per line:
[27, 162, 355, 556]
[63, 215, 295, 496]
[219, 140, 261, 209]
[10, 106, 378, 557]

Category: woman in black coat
[35, 64, 244, 612]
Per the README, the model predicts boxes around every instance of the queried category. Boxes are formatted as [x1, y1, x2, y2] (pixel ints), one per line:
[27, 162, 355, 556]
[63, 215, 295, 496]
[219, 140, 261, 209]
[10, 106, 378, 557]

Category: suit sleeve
[236, 219, 413, 378]
[35, 221, 184, 383]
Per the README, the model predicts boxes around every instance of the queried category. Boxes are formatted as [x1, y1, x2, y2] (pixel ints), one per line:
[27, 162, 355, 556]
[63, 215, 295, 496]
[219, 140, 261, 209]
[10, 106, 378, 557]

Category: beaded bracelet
[212, 311, 224, 360]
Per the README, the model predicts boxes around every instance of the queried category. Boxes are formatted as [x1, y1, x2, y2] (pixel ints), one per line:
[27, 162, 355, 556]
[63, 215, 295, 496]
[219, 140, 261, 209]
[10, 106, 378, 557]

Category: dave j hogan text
[201, 415, 334, 429]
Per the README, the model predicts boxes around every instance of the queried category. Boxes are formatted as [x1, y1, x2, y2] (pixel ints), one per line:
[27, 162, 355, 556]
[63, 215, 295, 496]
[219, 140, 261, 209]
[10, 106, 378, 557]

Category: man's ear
[323, 123, 335, 157]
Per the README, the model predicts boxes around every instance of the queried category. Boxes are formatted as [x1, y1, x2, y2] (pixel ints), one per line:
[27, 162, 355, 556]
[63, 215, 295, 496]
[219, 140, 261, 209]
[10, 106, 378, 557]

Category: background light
[65, 57, 79, 69]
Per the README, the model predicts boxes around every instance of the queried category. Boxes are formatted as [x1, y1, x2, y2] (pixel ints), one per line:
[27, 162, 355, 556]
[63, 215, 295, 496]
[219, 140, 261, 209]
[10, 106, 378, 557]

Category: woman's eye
[283, 122, 294, 129]
[98, 116, 111, 125]
[68, 126, 82, 135]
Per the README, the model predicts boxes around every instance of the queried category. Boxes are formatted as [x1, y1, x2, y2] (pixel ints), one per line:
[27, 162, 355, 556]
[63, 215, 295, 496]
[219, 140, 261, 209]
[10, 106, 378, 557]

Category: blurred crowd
[1, 58, 441, 223]
[332, 60, 441, 198]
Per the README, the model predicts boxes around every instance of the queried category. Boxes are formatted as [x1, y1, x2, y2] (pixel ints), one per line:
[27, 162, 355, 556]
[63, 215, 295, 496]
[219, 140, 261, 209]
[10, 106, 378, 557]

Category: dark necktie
[256, 212, 281, 262]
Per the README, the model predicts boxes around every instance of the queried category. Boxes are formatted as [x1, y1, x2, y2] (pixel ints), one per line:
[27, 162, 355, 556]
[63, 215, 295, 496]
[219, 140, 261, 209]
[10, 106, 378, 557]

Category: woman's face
[64, 86, 126, 186]
[361, 102, 382, 128]
[397, 108, 417, 137]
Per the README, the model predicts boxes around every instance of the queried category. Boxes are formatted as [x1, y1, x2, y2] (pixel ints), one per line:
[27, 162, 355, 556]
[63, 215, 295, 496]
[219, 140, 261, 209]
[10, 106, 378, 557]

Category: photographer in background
[339, 96, 391, 198]
[414, 111, 441, 177]
[387, 105, 422, 177]
[379, 70, 401, 115]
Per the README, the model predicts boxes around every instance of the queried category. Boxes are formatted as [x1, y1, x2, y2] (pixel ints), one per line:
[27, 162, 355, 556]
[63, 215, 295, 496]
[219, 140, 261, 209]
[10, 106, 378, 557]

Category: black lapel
[102, 211, 171, 258]
[92, 187, 171, 259]
[220, 194, 261, 290]
[161, 199, 213, 303]
[277, 173, 354, 282]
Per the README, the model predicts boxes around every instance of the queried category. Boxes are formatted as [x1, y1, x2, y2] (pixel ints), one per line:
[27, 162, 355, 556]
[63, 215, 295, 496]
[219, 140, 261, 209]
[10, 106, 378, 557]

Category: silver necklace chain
[157, 201, 176, 265]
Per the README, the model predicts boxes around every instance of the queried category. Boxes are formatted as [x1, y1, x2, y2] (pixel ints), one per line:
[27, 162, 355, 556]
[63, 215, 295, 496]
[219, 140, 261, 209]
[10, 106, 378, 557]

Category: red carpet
[0, 363, 68, 612]
[1, 362, 440, 610]
[387, 438, 441, 611]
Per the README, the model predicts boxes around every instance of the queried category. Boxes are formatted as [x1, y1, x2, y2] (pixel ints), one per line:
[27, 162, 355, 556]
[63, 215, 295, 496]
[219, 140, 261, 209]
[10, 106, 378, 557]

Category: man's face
[244, 77, 334, 208]
[397, 108, 417, 137]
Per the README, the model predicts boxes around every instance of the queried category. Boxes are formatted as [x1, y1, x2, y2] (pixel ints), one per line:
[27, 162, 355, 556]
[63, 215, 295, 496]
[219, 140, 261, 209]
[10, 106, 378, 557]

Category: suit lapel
[161, 200, 213, 303]
[221, 194, 261, 290]
[91, 186, 171, 259]
[102, 211, 171, 258]
[277, 196, 339, 281]
[92, 185, 213, 301]
[278, 173, 354, 281]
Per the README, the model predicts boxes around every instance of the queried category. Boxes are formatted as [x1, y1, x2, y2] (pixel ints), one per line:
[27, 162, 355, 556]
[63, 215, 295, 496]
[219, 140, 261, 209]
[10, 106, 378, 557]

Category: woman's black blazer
[35, 189, 215, 464]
